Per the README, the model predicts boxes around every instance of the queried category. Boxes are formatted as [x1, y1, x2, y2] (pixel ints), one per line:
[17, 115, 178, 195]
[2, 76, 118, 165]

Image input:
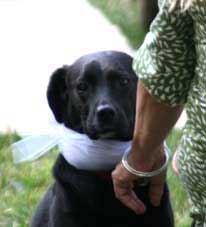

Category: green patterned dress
[133, 0, 206, 226]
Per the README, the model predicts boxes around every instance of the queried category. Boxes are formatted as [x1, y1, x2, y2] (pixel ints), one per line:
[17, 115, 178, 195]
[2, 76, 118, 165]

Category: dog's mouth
[86, 126, 117, 140]
[97, 131, 116, 139]
[85, 124, 131, 141]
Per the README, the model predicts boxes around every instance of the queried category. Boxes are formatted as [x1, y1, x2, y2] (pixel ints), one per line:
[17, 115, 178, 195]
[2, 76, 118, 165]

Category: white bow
[11, 124, 132, 171]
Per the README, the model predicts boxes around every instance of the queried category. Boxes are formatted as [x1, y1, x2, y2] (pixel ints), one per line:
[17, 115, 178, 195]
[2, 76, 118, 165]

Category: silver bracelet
[122, 142, 170, 178]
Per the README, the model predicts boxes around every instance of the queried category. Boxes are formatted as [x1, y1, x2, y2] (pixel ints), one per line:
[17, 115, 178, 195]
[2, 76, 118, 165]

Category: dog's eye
[119, 78, 130, 86]
[76, 82, 88, 92]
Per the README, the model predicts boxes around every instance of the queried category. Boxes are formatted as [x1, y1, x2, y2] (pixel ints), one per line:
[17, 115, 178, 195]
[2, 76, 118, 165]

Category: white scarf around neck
[12, 124, 132, 171]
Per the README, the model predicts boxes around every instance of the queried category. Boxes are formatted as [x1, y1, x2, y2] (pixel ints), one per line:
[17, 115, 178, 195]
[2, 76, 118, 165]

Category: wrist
[127, 151, 153, 171]
[127, 143, 165, 172]
[121, 144, 169, 178]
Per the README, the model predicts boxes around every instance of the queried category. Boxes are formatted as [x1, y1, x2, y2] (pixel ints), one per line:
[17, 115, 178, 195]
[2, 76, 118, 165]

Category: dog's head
[47, 51, 138, 141]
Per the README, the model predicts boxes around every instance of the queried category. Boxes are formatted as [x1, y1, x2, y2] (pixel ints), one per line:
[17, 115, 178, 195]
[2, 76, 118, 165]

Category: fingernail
[136, 206, 146, 215]
[152, 200, 160, 207]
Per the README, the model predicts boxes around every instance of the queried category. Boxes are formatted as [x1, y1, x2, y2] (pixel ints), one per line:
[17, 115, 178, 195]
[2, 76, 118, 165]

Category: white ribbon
[11, 124, 132, 171]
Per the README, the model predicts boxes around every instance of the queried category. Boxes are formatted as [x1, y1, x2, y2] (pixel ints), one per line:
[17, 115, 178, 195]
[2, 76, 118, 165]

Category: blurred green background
[87, 0, 158, 48]
[88, 0, 145, 49]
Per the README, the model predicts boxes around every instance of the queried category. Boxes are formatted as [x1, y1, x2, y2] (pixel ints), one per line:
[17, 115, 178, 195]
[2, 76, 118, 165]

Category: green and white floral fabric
[133, 0, 206, 226]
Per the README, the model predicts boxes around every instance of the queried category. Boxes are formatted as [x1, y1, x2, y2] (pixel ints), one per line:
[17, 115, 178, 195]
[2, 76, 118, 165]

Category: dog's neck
[11, 123, 131, 170]
[57, 124, 132, 171]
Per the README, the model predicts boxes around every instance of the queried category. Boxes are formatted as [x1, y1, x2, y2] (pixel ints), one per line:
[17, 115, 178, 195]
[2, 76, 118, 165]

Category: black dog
[31, 51, 174, 227]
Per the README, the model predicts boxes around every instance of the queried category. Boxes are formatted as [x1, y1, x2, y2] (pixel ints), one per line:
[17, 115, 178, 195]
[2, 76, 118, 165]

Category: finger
[112, 163, 137, 182]
[172, 151, 179, 175]
[112, 163, 146, 214]
[114, 186, 146, 214]
[130, 190, 147, 214]
[149, 170, 166, 207]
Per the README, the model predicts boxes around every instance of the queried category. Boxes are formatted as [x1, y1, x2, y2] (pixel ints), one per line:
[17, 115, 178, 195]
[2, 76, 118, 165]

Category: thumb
[149, 145, 167, 207]
[149, 169, 166, 207]
[172, 150, 179, 176]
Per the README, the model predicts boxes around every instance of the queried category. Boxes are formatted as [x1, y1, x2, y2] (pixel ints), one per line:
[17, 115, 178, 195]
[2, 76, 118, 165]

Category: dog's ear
[47, 66, 69, 123]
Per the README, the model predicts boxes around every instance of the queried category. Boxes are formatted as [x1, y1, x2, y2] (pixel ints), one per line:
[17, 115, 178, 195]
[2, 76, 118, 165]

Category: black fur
[31, 51, 174, 227]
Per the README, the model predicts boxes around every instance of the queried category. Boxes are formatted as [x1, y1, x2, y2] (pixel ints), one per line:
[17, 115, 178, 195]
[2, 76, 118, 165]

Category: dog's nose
[97, 104, 115, 123]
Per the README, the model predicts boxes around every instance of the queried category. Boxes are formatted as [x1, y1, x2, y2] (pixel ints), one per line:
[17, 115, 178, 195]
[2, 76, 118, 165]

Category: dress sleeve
[133, 0, 196, 107]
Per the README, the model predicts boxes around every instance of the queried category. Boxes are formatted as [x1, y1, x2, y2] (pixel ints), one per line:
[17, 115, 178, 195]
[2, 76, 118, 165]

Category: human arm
[112, 0, 195, 214]
[112, 81, 183, 214]
[129, 81, 183, 169]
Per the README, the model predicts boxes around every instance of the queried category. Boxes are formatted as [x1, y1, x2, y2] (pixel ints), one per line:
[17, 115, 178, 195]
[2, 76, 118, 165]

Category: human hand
[112, 146, 167, 215]
[172, 150, 179, 175]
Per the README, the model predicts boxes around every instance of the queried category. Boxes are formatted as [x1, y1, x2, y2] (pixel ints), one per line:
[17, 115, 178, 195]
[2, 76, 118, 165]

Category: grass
[87, 0, 145, 49]
[0, 133, 58, 227]
[0, 130, 192, 227]
[167, 130, 192, 227]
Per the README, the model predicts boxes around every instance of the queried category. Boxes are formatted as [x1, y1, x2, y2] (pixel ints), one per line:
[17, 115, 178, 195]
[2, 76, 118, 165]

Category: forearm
[129, 81, 183, 168]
